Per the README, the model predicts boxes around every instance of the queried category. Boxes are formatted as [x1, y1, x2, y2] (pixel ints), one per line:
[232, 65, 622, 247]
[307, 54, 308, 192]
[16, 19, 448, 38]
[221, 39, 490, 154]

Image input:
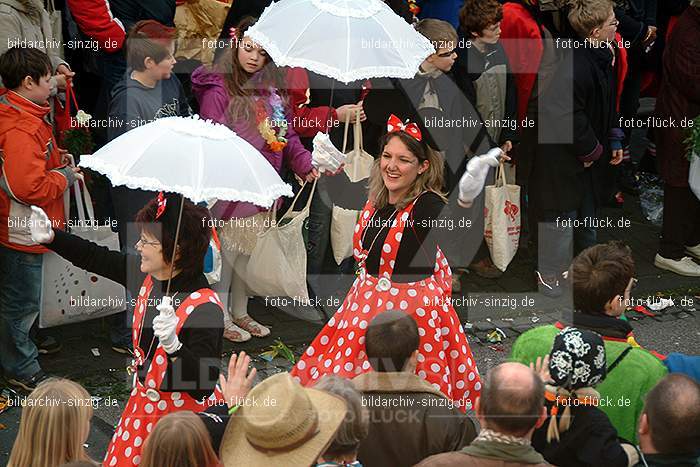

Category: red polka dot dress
[104, 276, 224, 466]
[291, 197, 481, 411]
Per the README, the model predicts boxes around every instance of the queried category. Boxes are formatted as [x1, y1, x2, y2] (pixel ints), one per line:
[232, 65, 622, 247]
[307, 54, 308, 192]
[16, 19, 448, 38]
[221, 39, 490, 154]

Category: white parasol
[79, 115, 293, 296]
[245, 0, 435, 84]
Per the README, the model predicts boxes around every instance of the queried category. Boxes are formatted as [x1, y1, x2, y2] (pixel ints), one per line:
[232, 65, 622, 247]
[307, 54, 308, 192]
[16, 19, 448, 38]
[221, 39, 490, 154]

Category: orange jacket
[0, 89, 72, 253]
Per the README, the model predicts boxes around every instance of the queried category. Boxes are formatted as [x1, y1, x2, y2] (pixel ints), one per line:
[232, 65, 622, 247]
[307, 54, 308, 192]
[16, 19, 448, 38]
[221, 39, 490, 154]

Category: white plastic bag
[40, 182, 126, 327]
[204, 227, 222, 285]
[690, 153, 700, 201]
[484, 162, 521, 272]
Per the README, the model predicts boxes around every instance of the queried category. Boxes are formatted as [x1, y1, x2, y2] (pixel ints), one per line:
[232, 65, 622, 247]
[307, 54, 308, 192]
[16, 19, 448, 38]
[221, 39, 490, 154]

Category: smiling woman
[29, 194, 224, 467]
[291, 115, 481, 412]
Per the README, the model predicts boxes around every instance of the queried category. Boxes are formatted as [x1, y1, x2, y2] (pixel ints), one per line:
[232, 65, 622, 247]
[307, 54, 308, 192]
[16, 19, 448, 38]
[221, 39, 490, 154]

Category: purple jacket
[190, 65, 313, 218]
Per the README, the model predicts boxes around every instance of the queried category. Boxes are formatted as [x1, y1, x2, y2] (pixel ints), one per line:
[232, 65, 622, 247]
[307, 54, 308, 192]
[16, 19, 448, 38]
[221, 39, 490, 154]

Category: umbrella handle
[165, 193, 185, 298]
[323, 79, 337, 135]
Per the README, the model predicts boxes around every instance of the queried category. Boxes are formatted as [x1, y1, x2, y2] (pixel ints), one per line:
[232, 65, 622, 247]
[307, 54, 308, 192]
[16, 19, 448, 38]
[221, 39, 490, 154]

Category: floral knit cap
[549, 327, 607, 390]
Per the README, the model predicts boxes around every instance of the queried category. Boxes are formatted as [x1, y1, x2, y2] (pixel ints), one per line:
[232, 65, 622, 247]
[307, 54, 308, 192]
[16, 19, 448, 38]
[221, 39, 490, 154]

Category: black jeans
[659, 184, 700, 259]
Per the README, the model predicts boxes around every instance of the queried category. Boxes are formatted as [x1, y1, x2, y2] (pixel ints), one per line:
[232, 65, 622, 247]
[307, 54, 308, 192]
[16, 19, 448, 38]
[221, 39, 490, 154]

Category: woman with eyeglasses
[28, 193, 224, 467]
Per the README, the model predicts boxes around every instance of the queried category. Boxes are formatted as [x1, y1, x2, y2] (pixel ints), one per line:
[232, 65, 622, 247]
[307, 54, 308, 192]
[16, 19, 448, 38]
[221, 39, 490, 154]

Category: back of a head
[314, 376, 370, 460]
[0, 46, 52, 90]
[8, 378, 93, 467]
[126, 20, 177, 71]
[570, 241, 634, 315]
[644, 374, 700, 454]
[480, 363, 545, 437]
[365, 311, 419, 372]
[140, 411, 219, 467]
[567, 0, 613, 38]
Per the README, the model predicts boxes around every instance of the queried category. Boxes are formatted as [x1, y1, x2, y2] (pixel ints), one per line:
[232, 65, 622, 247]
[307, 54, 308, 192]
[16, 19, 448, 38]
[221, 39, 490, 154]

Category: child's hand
[530, 355, 551, 384]
[610, 149, 624, 165]
[305, 168, 320, 182]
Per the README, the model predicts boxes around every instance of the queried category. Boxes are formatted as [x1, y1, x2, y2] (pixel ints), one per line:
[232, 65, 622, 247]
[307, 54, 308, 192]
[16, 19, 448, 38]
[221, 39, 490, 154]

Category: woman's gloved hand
[458, 148, 506, 208]
[29, 206, 55, 244]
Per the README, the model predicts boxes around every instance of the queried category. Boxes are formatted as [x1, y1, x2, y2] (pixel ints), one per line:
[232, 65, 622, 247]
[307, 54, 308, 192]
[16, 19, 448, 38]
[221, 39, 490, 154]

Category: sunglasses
[436, 49, 456, 58]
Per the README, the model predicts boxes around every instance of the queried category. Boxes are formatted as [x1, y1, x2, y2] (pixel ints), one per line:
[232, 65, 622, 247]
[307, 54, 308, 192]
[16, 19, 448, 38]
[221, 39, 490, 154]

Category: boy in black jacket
[531, 0, 625, 296]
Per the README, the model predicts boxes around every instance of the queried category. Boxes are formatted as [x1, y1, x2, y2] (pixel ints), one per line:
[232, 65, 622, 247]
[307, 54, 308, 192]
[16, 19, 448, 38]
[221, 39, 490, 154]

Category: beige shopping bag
[484, 161, 521, 272]
[247, 180, 317, 301]
[331, 110, 373, 265]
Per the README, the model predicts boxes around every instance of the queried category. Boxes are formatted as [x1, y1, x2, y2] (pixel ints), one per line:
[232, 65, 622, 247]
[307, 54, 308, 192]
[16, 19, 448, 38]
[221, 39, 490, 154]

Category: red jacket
[285, 67, 338, 137]
[499, 2, 544, 124]
[65, 0, 126, 52]
[0, 90, 70, 253]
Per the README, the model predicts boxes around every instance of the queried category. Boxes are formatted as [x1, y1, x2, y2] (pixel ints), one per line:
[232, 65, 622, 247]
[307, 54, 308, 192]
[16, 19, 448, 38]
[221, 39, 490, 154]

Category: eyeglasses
[136, 237, 161, 248]
[436, 49, 456, 58]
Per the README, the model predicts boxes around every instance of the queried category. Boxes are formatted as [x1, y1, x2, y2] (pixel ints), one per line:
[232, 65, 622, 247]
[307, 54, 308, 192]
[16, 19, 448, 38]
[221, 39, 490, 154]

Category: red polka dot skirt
[291, 198, 481, 411]
[104, 276, 224, 466]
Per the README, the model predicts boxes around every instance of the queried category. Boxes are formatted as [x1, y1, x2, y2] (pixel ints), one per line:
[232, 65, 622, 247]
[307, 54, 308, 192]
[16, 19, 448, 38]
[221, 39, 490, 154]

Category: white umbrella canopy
[245, 0, 435, 84]
[78, 115, 293, 207]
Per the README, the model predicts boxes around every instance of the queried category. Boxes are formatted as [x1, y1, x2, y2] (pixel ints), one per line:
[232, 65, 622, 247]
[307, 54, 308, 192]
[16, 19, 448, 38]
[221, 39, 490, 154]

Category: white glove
[458, 148, 503, 208]
[29, 206, 55, 244]
[153, 296, 181, 354]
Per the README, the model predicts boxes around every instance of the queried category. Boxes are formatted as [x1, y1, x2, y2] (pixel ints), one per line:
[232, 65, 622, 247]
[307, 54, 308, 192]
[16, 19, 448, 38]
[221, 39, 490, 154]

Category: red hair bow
[156, 192, 167, 220]
[387, 114, 422, 141]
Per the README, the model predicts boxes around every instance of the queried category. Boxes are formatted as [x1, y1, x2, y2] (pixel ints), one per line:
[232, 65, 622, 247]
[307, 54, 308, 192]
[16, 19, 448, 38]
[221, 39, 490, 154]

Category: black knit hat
[549, 327, 607, 390]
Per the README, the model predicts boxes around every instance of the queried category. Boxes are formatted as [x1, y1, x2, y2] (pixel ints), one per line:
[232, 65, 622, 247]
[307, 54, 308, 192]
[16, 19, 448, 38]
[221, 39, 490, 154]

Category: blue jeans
[0, 245, 43, 379]
[538, 176, 597, 276]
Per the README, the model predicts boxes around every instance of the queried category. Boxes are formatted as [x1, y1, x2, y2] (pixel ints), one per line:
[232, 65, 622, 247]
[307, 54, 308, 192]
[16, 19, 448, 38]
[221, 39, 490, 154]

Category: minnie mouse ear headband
[152, 192, 184, 233]
[387, 114, 423, 142]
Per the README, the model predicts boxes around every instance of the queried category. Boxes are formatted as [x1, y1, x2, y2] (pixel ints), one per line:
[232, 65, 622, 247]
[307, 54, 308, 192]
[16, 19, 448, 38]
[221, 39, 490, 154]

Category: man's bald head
[478, 362, 545, 437]
[643, 374, 700, 454]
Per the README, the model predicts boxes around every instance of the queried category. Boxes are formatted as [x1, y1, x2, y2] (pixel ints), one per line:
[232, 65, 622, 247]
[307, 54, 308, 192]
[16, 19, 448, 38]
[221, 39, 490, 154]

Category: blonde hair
[140, 411, 219, 467]
[368, 132, 446, 210]
[8, 378, 95, 467]
[415, 19, 458, 51]
[568, 0, 614, 38]
[314, 376, 369, 459]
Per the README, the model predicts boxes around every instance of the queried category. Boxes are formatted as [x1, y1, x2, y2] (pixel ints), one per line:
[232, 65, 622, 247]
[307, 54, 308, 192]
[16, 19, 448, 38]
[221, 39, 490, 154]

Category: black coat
[532, 399, 631, 467]
[364, 73, 491, 193]
[531, 43, 621, 213]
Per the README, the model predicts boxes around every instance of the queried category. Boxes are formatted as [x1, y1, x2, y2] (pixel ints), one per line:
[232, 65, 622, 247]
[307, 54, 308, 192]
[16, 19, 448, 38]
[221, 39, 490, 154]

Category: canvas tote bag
[40, 182, 126, 327]
[484, 161, 521, 272]
[247, 180, 317, 301]
[330, 110, 374, 265]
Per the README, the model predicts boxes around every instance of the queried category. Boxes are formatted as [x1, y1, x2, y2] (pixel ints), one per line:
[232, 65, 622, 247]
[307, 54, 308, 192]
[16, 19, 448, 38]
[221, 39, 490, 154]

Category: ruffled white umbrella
[79, 115, 293, 295]
[79, 115, 292, 206]
[245, 0, 435, 84]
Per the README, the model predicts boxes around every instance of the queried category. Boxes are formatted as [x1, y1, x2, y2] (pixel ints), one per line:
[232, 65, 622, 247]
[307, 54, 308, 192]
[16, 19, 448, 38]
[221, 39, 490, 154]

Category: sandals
[232, 315, 271, 338]
[223, 322, 251, 343]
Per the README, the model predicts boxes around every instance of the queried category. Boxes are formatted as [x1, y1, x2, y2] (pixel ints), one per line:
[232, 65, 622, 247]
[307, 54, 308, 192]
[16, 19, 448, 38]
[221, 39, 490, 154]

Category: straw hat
[220, 373, 347, 466]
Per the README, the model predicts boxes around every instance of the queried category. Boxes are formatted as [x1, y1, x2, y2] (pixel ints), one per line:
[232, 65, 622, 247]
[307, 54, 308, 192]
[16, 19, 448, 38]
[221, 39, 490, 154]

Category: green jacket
[510, 324, 668, 443]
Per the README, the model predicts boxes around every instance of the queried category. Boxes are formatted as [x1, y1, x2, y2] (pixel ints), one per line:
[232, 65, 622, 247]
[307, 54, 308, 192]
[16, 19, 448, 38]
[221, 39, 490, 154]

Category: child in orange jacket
[0, 46, 79, 391]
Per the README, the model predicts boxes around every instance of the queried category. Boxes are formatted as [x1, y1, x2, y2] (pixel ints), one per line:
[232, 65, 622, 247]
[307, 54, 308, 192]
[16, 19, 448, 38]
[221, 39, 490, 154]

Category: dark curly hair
[459, 0, 503, 38]
[136, 195, 211, 279]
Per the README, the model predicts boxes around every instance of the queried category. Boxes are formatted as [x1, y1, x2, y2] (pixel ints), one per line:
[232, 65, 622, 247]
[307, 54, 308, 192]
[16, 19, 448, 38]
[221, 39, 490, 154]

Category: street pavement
[1, 100, 699, 462]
